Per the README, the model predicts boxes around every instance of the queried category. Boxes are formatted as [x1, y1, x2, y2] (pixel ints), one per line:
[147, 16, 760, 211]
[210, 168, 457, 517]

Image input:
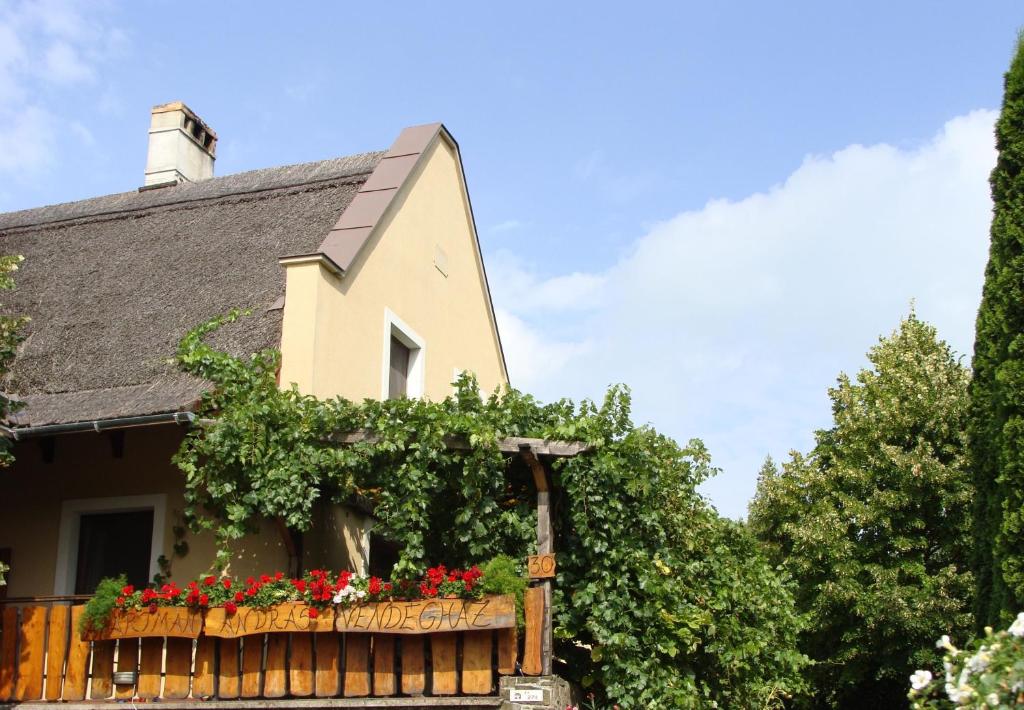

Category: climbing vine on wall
[174, 310, 808, 708]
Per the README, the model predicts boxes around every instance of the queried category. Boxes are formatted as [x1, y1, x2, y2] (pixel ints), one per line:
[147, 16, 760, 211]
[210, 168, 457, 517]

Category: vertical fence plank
[430, 632, 457, 696]
[0, 606, 16, 701]
[400, 636, 425, 696]
[137, 637, 163, 699]
[162, 637, 192, 699]
[343, 634, 370, 697]
[461, 630, 493, 695]
[315, 633, 340, 697]
[192, 636, 215, 698]
[522, 587, 544, 675]
[44, 605, 69, 700]
[240, 635, 263, 698]
[62, 607, 89, 701]
[289, 633, 314, 697]
[218, 638, 240, 699]
[372, 634, 395, 696]
[497, 625, 517, 676]
[113, 637, 139, 700]
[89, 640, 115, 699]
[16, 605, 46, 700]
[263, 634, 287, 698]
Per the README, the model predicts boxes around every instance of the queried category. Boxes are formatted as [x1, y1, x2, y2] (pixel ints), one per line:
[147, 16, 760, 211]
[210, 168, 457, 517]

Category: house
[0, 102, 508, 600]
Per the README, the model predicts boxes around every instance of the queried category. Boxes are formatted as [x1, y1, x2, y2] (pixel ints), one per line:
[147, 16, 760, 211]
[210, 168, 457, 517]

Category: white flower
[946, 682, 973, 703]
[910, 669, 933, 691]
[966, 651, 990, 674]
[986, 692, 1000, 707]
[332, 591, 344, 604]
[356, 590, 366, 599]
[1008, 612, 1024, 638]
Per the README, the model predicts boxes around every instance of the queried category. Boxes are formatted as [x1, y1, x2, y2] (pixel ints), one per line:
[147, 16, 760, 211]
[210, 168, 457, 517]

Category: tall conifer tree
[970, 33, 1024, 626]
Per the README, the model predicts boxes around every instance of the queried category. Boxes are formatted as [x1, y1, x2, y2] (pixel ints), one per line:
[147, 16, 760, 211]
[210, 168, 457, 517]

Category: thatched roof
[0, 151, 384, 426]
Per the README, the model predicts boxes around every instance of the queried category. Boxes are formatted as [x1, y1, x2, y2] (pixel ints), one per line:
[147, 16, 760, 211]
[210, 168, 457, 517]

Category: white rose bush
[908, 613, 1024, 707]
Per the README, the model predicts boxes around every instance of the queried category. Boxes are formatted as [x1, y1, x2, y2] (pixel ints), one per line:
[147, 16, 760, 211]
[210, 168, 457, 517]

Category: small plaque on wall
[527, 553, 556, 579]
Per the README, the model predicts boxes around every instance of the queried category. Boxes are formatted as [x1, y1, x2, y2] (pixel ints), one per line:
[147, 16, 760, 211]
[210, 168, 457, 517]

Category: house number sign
[510, 688, 545, 702]
[527, 553, 556, 579]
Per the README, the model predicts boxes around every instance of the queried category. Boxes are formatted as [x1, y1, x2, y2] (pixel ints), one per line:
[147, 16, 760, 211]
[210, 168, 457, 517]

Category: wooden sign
[527, 554, 556, 579]
[83, 608, 202, 640]
[335, 595, 515, 635]
[205, 603, 334, 639]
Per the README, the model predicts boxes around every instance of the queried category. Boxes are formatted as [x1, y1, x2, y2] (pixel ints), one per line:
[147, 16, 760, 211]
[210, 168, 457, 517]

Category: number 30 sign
[527, 554, 556, 579]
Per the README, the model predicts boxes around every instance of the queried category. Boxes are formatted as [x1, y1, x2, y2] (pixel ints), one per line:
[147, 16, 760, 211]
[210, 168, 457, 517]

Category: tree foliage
[970, 32, 1024, 628]
[749, 313, 974, 708]
[0, 254, 26, 586]
[174, 310, 807, 708]
[0, 254, 26, 467]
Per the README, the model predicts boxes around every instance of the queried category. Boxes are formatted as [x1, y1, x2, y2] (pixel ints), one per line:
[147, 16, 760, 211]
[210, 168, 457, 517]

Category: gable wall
[279, 136, 507, 401]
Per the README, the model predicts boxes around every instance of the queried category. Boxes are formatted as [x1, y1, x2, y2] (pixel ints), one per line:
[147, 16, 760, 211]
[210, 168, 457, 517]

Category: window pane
[74, 510, 153, 595]
[389, 336, 410, 399]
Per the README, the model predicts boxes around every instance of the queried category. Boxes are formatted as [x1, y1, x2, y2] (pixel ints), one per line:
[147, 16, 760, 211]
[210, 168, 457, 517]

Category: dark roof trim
[1, 411, 195, 440]
[314, 123, 444, 273]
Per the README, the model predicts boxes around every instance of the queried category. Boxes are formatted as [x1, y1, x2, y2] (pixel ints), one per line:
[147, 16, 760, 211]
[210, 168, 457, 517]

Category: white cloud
[488, 219, 523, 234]
[0, 0, 121, 178]
[489, 250, 608, 314]
[44, 41, 94, 84]
[494, 110, 998, 519]
[496, 309, 593, 387]
[0, 105, 56, 173]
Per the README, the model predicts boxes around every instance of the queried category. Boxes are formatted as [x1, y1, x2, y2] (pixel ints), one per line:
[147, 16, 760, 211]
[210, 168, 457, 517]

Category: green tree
[970, 32, 1024, 628]
[0, 254, 25, 586]
[749, 313, 974, 708]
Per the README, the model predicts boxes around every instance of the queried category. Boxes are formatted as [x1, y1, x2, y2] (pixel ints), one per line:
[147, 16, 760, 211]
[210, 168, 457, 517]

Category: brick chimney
[144, 102, 217, 186]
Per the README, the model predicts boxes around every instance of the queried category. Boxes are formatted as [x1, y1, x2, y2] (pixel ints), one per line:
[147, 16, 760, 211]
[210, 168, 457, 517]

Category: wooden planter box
[82, 607, 202, 640]
[204, 602, 335, 638]
[334, 594, 516, 634]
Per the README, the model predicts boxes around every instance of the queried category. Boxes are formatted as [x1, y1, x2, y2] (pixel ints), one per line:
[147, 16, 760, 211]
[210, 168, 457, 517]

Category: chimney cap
[151, 101, 218, 140]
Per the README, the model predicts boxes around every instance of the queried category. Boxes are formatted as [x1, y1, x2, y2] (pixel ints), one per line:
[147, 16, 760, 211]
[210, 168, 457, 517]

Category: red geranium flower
[222, 578, 232, 590]
[308, 608, 319, 619]
[149, 603, 158, 614]
[204, 575, 216, 587]
[234, 591, 244, 603]
[224, 601, 237, 614]
[274, 571, 284, 581]
[199, 594, 209, 607]
[121, 585, 135, 595]
[115, 596, 125, 606]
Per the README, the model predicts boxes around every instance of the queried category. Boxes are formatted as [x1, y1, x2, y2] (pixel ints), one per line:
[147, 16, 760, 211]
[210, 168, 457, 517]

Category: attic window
[381, 308, 425, 400]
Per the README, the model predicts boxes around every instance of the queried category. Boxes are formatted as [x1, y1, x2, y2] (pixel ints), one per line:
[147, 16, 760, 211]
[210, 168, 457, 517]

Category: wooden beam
[326, 429, 592, 458]
[520, 444, 554, 677]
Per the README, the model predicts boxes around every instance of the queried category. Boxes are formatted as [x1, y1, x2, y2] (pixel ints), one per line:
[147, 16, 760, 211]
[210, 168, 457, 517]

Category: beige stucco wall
[279, 135, 507, 401]
[0, 426, 366, 598]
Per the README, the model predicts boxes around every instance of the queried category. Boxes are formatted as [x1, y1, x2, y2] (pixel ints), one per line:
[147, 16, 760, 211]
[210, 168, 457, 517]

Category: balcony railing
[0, 594, 546, 704]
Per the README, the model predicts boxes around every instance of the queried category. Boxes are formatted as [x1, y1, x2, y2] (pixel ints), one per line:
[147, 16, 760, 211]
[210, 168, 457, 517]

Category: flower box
[334, 594, 515, 634]
[204, 602, 335, 638]
[82, 607, 202, 640]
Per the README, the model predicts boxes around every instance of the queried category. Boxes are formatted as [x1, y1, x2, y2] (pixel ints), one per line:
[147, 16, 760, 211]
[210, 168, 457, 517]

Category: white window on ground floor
[53, 494, 166, 595]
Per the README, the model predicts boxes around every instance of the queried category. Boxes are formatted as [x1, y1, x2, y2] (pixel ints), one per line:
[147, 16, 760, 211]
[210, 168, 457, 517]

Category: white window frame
[381, 307, 426, 399]
[53, 494, 167, 595]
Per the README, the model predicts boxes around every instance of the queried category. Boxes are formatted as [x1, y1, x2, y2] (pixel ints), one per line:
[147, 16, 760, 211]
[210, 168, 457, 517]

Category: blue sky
[1, 1, 1021, 517]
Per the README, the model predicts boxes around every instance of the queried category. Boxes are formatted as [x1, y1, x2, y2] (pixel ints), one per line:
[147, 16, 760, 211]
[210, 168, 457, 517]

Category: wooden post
[521, 444, 554, 676]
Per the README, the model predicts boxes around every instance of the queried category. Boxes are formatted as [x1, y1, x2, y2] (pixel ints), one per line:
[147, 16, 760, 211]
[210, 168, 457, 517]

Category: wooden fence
[0, 602, 533, 702]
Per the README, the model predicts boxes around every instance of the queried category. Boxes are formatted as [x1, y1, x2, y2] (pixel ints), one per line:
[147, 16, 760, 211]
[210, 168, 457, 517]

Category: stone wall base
[499, 675, 579, 710]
